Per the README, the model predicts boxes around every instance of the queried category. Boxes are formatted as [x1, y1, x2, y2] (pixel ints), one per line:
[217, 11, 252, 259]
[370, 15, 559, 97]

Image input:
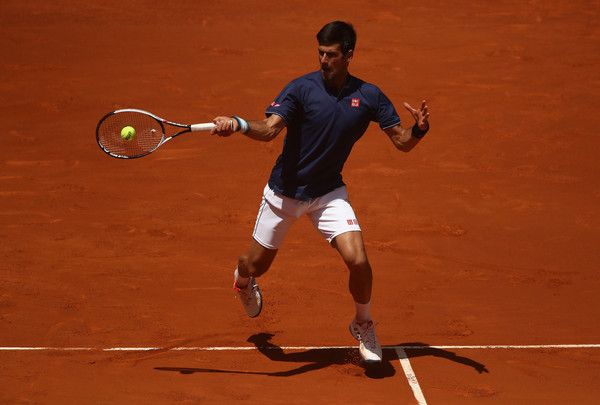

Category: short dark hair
[316, 21, 356, 55]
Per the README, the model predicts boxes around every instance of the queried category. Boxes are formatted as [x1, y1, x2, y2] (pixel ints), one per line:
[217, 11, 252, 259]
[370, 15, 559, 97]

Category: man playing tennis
[211, 21, 429, 363]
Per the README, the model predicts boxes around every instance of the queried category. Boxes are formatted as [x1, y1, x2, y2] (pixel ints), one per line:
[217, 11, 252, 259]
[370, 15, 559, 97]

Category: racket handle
[190, 123, 215, 132]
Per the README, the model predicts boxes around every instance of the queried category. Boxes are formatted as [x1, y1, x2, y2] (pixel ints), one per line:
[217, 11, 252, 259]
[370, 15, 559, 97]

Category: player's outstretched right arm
[211, 114, 286, 142]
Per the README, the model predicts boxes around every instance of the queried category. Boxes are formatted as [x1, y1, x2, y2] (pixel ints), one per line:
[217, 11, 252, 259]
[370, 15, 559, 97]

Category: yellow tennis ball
[121, 126, 136, 141]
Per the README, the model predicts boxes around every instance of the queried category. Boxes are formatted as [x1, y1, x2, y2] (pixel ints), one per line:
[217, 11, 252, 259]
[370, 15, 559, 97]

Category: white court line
[396, 347, 428, 405]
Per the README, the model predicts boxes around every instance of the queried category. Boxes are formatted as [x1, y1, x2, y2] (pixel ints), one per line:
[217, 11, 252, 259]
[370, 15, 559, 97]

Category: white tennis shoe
[234, 277, 262, 318]
[349, 319, 382, 363]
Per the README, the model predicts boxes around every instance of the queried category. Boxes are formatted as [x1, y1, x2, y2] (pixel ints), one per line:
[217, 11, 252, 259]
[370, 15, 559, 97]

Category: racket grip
[190, 123, 215, 131]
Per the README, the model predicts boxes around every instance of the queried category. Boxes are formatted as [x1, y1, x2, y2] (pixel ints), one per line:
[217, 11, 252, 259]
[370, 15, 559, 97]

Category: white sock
[234, 268, 250, 288]
[354, 301, 372, 324]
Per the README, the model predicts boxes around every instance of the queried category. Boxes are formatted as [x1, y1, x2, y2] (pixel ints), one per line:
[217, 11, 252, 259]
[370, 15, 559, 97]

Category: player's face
[318, 43, 353, 86]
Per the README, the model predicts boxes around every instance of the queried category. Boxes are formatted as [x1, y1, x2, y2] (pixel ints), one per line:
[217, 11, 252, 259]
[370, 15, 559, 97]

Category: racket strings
[97, 112, 164, 158]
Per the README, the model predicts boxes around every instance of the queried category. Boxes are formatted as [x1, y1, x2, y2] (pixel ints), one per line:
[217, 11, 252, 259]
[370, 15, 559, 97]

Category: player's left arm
[384, 100, 430, 152]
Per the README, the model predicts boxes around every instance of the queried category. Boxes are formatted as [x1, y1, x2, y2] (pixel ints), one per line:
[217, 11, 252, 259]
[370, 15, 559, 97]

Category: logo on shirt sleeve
[351, 98, 360, 108]
[270, 101, 281, 107]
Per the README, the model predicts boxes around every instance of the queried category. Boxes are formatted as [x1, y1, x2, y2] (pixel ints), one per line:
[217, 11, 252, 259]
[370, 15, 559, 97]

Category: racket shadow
[396, 343, 489, 374]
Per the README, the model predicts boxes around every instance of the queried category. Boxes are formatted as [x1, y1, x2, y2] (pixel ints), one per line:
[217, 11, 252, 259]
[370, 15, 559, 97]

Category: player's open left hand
[404, 100, 429, 130]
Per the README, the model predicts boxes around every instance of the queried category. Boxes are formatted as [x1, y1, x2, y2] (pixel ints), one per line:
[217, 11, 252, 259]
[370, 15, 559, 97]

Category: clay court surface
[1, 0, 599, 403]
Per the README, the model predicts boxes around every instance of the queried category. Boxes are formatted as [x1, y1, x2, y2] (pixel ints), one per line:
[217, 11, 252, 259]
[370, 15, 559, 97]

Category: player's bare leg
[237, 239, 278, 284]
[234, 239, 278, 318]
[332, 231, 382, 363]
[332, 231, 372, 306]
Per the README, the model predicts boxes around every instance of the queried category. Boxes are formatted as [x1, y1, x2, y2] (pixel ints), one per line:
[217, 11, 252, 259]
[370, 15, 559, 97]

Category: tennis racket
[96, 108, 215, 159]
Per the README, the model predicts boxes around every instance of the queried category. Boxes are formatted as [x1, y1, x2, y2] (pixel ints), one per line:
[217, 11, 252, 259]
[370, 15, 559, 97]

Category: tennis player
[211, 21, 429, 363]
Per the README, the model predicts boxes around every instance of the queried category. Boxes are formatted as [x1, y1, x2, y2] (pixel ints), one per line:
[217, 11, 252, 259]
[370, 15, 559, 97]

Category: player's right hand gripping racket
[96, 108, 215, 159]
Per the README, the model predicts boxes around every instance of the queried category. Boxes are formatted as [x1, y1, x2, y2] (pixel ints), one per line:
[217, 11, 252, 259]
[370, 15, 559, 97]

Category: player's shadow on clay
[154, 333, 488, 379]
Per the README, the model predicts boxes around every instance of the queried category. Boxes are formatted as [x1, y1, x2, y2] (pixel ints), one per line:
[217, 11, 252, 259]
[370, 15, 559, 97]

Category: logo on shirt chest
[351, 98, 360, 108]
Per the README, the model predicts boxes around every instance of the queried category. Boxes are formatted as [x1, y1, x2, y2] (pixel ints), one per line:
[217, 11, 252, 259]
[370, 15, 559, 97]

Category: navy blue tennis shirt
[265, 71, 401, 200]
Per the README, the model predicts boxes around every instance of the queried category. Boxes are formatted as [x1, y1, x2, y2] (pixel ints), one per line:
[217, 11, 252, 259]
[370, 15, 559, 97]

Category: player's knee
[345, 254, 371, 274]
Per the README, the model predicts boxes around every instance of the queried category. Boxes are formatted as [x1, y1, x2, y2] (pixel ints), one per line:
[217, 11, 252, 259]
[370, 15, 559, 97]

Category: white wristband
[232, 116, 250, 134]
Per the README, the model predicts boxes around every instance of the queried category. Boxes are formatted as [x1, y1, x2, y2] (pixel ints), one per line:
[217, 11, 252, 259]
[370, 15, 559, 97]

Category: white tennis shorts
[252, 184, 361, 250]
